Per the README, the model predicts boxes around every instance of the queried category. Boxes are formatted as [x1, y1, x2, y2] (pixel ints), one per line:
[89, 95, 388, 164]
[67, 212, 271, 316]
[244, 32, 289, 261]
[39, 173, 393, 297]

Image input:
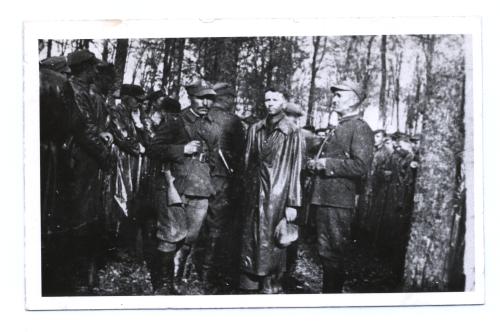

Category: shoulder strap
[314, 128, 335, 160]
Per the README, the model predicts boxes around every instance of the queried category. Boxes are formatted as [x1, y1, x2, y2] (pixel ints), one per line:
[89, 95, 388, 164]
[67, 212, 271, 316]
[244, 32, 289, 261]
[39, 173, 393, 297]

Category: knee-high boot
[174, 244, 191, 293]
[322, 263, 346, 294]
[155, 250, 176, 295]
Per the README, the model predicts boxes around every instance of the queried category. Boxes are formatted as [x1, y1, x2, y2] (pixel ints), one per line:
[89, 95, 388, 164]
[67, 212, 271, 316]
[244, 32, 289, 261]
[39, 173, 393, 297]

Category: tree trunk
[113, 39, 129, 93]
[360, 35, 376, 117]
[394, 52, 403, 132]
[379, 35, 387, 126]
[403, 36, 466, 291]
[46, 39, 52, 58]
[161, 39, 173, 89]
[168, 38, 186, 98]
[343, 36, 358, 79]
[307, 36, 321, 127]
[264, 37, 276, 88]
[59, 40, 68, 56]
[102, 39, 109, 62]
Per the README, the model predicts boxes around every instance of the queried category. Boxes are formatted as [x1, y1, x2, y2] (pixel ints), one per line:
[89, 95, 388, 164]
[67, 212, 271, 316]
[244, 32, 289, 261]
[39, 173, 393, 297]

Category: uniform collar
[183, 108, 214, 123]
[70, 76, 91, 88]
[338, 113, 361, 124]
[255, 112, 293, 135]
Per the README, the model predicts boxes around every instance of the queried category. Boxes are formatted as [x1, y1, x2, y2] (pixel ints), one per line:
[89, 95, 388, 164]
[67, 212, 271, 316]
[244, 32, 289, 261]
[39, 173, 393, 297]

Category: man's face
[265, 91, 285, 116]
[398, 140, 413, 153]
[190, 95, 214, 116]
[141, 101, 150, 113]
[411, 140, 421, 152]
[374, 132, 385, 147]
[331, 90, 359, 116]
[214, 95, 235, 111]
[94, 74, 114, 95]
[124, 96, 140, 111]
[84, 63, 98, 83]
[384, 139, 394, 153]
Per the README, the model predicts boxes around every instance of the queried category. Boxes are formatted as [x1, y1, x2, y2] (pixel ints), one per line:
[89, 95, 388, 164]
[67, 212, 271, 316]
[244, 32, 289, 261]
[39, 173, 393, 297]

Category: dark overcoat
[240, 114, 302, 276]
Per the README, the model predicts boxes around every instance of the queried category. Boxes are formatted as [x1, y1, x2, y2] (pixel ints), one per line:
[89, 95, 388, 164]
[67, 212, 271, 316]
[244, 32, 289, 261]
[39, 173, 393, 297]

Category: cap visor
[194, 89, 217, 97]
[330, 85, 351, 93]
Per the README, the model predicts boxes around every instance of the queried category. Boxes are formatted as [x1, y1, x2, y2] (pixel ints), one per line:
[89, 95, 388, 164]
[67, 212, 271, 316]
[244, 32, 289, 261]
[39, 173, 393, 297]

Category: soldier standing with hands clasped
[306, 80, 373, 293]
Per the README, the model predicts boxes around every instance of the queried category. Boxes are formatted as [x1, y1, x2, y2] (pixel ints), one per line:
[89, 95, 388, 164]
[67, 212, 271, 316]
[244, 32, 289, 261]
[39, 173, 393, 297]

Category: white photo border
[23, 16, 484, 310]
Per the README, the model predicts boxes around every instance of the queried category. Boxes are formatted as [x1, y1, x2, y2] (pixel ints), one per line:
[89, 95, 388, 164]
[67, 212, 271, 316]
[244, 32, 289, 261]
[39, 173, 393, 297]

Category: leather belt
[191, 152, 208, 163]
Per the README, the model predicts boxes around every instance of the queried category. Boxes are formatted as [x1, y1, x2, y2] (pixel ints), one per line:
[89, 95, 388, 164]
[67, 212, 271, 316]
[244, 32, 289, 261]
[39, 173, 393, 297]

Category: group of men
[40, 48, 420, 296]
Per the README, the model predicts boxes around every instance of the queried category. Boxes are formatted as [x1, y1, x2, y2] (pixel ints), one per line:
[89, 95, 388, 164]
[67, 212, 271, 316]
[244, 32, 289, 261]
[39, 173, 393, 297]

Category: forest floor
[76, 225, 402, 296]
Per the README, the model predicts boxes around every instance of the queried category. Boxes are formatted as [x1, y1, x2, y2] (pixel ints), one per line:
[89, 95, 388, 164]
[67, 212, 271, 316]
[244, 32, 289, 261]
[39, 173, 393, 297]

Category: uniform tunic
[310, 114, 373, 266]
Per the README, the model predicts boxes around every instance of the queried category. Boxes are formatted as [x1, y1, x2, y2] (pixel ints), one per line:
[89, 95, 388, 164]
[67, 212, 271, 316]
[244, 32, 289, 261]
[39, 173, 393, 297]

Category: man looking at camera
[240, 87, 303, 294]
[306, 80, 373, 293]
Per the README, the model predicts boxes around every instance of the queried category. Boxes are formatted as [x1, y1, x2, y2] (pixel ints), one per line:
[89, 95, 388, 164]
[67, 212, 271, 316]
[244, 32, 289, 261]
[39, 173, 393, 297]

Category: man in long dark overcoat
[240, 88, 303, 294]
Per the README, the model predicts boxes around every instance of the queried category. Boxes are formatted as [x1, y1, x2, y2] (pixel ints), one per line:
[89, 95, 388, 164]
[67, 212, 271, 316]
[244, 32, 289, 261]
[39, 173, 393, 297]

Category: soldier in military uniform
[60, 50, 113, 293]
[198, 82, 246, 292]
[306, 81, 374, 293]
[138, 96, 186, 294]
[389, 133, 416, 279]
[357, 129, 390, 244]
[145, 81, 220, 293]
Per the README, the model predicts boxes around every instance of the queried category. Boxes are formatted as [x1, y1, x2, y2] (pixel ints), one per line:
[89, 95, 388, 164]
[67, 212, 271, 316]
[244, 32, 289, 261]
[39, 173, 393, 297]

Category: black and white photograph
[23, 17, 483, 309]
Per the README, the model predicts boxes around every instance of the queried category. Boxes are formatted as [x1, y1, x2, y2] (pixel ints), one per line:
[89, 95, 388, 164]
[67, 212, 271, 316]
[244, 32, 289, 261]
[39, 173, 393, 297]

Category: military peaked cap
[284, 102, 304, 117]
[213, 82, 236, 97]
[67, 50, 97, 68]
[120, 84, 146, 100]
[330, 79, 366, 103]
[185, 80, 216, 97]
[160, 97, 181, 114]
[147, 90, 166, 102]
[96, 61, 115, 77]
[40, 56, 71, 74]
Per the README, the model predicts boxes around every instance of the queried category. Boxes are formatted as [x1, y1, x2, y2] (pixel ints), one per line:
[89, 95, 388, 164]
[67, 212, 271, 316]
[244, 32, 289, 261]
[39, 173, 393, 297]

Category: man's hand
[306, 158, 327, 172]
[184, 140, 201, 155]
[285, 207, 297, 223]
[99, 132, 114, 146]
[131, 110, 143, 128]
[138, 143, 146, 154]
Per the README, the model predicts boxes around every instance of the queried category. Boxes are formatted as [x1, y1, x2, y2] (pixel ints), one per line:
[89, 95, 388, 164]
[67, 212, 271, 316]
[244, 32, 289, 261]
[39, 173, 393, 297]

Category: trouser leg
[315, 205, 353, 294]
